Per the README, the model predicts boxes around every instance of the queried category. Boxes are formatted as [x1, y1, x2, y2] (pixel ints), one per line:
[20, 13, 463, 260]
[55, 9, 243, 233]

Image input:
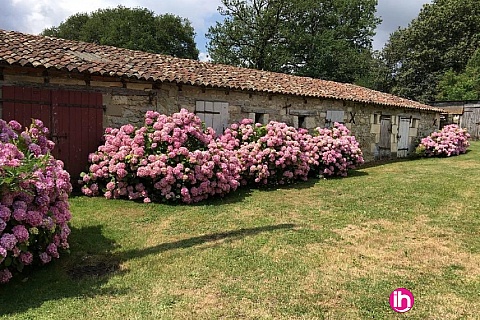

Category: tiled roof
[0, 29, 442, 112]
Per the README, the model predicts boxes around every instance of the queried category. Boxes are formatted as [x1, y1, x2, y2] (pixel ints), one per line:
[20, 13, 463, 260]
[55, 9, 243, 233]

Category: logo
[389, 288, 414, 313]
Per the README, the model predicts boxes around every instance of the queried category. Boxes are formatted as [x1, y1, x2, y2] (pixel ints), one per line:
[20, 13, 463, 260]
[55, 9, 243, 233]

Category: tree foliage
[381, 0, 480, 102]
[436, 49, 480, 101]
[206, 0, 380, 83]
[42, 6, 199, 60]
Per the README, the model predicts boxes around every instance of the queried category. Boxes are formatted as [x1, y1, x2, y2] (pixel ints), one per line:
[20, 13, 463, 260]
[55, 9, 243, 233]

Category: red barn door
[2, 86, 103, 186]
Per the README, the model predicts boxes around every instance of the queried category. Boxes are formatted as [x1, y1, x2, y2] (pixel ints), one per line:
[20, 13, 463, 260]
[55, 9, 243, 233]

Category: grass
[1, 142, 480, 319]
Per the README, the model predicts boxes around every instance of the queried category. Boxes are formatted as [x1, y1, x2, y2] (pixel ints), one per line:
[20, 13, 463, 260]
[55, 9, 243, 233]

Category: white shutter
[326, 110, 344, 123]
[204, 101, 214, 129]
[196, 101, 205, 123]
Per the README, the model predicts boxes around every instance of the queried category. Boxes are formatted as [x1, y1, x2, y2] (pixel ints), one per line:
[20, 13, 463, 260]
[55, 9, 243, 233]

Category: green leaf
[4, 256, 13, 267]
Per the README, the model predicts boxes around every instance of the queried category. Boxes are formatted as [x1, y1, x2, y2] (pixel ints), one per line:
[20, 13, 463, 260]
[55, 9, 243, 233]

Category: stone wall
[0, 65, 440, 162]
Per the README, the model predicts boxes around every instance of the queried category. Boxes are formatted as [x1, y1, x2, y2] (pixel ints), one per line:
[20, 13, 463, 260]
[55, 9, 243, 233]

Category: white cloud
[198, 52, 211, 62]
[374, 0, 432, 50]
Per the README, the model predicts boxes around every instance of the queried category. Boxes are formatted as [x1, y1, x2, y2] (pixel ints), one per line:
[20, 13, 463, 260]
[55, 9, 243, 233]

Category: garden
[0, 110, 477, 319]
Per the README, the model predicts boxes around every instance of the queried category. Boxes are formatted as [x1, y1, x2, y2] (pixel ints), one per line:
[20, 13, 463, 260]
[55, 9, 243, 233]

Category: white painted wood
[196, 100, 205, 112]
[195, 100, 229, 135]
[195, 101, 205, 123]
[205, 101, 214, 112]
[218, 102, 229, 134]
[326, 110, 345, 126]
[204, 112, 213, 130]
[398, 117, 410, 158]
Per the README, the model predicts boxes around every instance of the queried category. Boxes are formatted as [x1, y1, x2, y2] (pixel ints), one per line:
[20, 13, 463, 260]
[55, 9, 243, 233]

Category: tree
[436, 49, 480, 101]
[354, 51, 393, 92]
[42, 6, 199, 60]
[381, 0, 480, 102]
[206, 0, 380, 83]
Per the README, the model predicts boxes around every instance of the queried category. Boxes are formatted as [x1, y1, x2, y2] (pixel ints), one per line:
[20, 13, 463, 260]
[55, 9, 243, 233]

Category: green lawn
[1, 142, 480, 319]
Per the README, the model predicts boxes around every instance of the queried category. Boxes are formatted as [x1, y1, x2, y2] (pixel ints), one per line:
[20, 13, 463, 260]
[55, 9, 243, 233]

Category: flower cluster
[302, 123, 364, 177]
[417, 124, 470, 157]
[0, 119, 72, 284]
[80, 109, 240, 203]
[220, 119, 310, 185]
[81, 110, 365, 203]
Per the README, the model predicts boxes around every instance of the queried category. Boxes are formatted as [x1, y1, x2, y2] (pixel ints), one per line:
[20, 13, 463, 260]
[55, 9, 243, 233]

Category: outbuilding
[432, 100, 480, 139]
[0, 29, 443, 181]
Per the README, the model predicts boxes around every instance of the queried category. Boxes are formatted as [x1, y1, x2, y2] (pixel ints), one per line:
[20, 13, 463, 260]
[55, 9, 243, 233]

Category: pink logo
[389, 288, 414, 313]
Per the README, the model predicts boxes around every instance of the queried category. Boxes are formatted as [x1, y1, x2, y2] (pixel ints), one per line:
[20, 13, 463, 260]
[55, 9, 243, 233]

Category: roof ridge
[0, 29, 443, 113]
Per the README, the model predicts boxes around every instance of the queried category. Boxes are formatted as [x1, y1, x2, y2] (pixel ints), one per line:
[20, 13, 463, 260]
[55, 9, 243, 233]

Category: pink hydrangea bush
[302, 123, 364, 177]
[219, 120, 310, 186]
[417, 124, 470, 157]
[0, 119, 72, 284]
[80, 109, 240, 203]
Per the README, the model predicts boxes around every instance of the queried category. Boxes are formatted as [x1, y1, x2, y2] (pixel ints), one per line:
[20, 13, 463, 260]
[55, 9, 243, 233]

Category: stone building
[0, 29, 443, 181]
[432, 100, 480, 140]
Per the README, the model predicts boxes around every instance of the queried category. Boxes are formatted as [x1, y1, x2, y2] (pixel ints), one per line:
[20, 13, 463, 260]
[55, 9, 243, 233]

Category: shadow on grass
[69, 168, 368, 206]
[69, 184, 254, 206]
[359, 156, 421, 169]
[189, 185, 253, 206]
[257, 171, 369, 193]
[0, 223, 295, 316]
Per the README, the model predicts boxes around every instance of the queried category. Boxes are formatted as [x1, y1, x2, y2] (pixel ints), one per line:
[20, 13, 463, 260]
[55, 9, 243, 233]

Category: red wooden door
[2, 86, 103, 187]
[2, 86, 52, 131]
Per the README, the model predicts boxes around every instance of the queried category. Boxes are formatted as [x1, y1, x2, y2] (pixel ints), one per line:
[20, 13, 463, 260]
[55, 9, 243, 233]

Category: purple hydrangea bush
[0, 119, 72, 284]
[302, 123, 364, 177]
[219, 119, 310, 186]
[80, 109, 241, 203]
[416, 124, 470, 157]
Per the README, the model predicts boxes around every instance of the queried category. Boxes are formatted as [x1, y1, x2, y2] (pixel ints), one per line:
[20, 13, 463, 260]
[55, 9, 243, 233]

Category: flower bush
[416, 124, 470, 157]
[81, 110, 365, 203]
[80, 109, 240, 203]
[0, 119, 72, 284]
[302, 123, 364, 177]
[219, 119, 310, 186]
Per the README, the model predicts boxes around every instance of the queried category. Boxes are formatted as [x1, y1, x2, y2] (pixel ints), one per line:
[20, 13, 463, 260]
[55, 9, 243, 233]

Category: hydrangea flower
[0, 268, 12, 284]
[417, 124, 470, 157]
[1, 118, 72, 284]
[81, 110, 365, 202]
[81, 109, 240, 203]
[220, 120, 310, 186]
[301, 123, 364, 177]
[12, 225, 29, 243]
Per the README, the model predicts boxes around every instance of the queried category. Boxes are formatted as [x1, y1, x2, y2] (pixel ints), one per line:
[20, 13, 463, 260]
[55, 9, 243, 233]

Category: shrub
[82, 111, 365, 203]
[302, 123, 364, 177]
[416, 124, 470, 157]
[219, 120, 310, 186]
[80, 109, 241, 203]
[0, 119, 72, 284]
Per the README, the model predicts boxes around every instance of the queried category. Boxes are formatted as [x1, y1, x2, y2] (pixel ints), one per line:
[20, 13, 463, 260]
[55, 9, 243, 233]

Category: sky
[0, 0, 432, 61]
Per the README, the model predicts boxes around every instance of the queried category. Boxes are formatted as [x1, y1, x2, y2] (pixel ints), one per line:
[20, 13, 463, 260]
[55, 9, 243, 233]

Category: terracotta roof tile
[0, 29, 442, 112]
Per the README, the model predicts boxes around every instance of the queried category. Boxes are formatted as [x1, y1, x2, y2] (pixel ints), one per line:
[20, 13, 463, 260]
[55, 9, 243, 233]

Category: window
[195, 101, 229, 134]
[326, 110, 344, 127]
[248, 112, 269, 124]
[411, 118, 419, 128]
[254, 113, 269, 124]
[292, 115, 307, 129]
[298, 116, 306, 128]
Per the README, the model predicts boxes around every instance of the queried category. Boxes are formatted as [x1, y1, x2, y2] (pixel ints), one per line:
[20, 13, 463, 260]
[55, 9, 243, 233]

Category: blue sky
[0, 0, 432, 60]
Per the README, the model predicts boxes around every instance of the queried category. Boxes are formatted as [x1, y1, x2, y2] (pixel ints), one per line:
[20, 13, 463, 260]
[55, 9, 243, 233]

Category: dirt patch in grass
[421, 293, 479, 319]
[67, 255, 122, 280]
[298, 215, 480, 315]
[324, 215, 480, 279]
